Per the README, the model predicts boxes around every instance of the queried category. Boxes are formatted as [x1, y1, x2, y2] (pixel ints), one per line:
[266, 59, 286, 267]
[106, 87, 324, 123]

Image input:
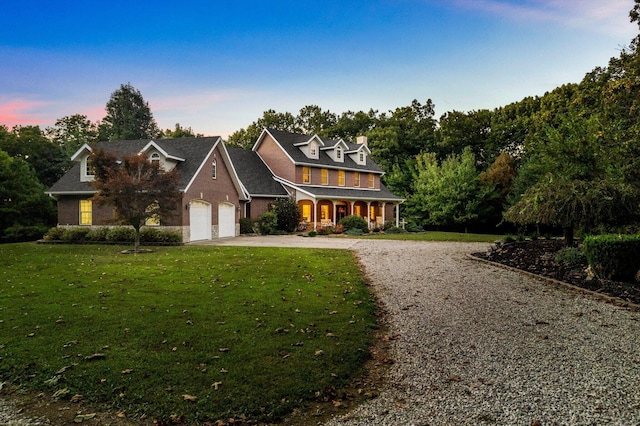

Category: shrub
[257, 211, 278, 235]
[385, 226, 407, 234]
[334, 224, 345, 234]
[503, 235, 516, 243]
[62, 227, 91, 243]
[405, 222, 424, 233]
[583, 234, 640, 281]
[86, 227, 109, 241]
[239, 218, 255, 234]
[44, 226, 66, 241]
[339, 215, 369, 233]
[106, 226, 135, 243]
[554, 247, 586, 267]
[308, 230, 317, 237]
[2, 225, 49, 242]
[273, 197, 301, 233]
[344, 228, 364, 236]
[140, 228, 182, 243]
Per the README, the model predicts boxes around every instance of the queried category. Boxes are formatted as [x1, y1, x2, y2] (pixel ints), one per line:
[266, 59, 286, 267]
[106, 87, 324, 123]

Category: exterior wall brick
[183, 145, 240, 228]
[257, 134, 295, 181]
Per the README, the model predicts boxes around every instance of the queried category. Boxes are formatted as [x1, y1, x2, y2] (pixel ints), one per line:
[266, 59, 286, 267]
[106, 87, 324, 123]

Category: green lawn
[0, 243, 377, 424]
[360, 231, 502, 242]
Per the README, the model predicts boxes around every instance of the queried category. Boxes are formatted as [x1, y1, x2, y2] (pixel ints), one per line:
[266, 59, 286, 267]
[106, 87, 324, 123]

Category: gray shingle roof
[226, 147, 288, 197]
[264, 128, 384, 173]
[288, 182, 403, 202]
[47, 137, 221, 194]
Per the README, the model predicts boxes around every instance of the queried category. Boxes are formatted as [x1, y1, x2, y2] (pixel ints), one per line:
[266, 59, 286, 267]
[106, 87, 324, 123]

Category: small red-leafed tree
[89, 148, 181, 252]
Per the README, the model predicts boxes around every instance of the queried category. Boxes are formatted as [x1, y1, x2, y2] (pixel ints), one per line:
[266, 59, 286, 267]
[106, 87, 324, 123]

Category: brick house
[46, 137, 247, 242]
[228, 128, 404, 230]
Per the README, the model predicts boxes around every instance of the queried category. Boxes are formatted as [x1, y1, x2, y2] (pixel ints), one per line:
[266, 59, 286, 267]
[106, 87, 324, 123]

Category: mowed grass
[0, 243, 377, 424]
[361, 231, 502, 243]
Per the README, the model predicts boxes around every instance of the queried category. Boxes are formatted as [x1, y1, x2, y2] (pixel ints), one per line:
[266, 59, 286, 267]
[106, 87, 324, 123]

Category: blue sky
[0, 0, 637, 138]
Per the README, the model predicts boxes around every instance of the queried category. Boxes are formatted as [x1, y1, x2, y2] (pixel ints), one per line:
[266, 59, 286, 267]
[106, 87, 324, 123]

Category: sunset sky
[0, 0, 637, 138]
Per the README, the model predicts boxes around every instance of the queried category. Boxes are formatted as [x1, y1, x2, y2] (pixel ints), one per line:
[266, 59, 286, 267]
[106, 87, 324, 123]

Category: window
[368, 173, 375, 188]
[85, 160, 93, 177]
[359, 151, 365, 163]
[212, 159, 217, 179]
[338, 170, 345, 186]
[354, 204, 361, 217]
[336, 147, 342, 160]
[321, 169, 328, 185]
[150, 152, 161, 167]
[79, 199, 92, 225]
[354, 172, 360, 187]
[302, 167, 310, 184]
[146, 202, 160, 226]
[302, 204, 312, 222]
[321, 204, 330, 220]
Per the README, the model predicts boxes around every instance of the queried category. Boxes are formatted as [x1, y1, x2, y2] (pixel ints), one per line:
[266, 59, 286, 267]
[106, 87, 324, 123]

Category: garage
[189, 201, 211, 241]
[218, 203, 236, 238]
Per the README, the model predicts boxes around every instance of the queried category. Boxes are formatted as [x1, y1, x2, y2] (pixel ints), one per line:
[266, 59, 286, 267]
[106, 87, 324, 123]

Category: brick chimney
[356, 136, 368, 146]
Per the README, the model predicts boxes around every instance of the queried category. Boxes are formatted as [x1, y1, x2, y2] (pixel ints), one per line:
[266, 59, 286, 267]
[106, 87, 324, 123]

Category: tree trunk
[563, 226, 574, 247]
[134, 225, 141, 252]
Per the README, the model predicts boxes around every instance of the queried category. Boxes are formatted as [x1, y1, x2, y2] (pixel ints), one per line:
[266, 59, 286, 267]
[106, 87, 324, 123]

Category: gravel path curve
[324, 240, 640, 425]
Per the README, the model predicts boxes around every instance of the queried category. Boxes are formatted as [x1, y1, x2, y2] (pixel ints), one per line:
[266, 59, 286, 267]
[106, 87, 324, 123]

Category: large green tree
[408, 147, 496, 231]
[0, 125, 67, 187]
[99, 83, 160, 141]
[0, 149, 56, 241]
[46, 114, 99, 159]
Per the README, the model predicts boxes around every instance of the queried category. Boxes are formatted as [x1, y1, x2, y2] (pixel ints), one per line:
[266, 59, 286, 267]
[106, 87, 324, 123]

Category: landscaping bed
[475, 239, 640, 306]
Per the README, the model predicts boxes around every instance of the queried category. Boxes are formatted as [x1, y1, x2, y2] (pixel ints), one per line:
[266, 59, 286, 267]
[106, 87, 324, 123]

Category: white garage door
[218, 203, 235, 238]
[189, 201, 211, 241]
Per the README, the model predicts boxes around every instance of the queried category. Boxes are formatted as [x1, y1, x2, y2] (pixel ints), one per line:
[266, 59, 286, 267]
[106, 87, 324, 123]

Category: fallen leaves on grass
[182, 394, 197, 402]
[73, 413, 96, 423]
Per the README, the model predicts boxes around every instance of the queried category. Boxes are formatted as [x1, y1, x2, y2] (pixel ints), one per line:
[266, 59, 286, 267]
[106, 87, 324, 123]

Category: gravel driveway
[3, 238, 639, 425]
[325, 240, 640, 425]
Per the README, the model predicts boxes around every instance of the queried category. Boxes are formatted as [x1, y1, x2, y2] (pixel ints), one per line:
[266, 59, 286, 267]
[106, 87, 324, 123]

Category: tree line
[2, 2, 640, 242]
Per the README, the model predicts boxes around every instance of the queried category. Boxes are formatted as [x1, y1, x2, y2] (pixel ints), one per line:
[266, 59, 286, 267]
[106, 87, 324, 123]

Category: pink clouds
[0, 99, 50, 128]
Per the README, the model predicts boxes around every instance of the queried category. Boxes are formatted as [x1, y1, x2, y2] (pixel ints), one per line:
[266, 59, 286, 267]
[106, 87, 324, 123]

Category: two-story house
[230, 128, 403, 230]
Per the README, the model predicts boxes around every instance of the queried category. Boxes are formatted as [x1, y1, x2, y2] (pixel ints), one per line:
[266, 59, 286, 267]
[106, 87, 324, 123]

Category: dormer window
[359, 151, 365, 163]
[150, 152, 161, 167]
[336, 147, 342, 160]
[85, 159, 93, 177]
[310, 147, 317, 157]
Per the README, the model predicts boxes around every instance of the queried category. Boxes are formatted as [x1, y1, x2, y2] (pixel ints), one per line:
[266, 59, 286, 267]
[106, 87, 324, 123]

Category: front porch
[298, 198, 400, 231]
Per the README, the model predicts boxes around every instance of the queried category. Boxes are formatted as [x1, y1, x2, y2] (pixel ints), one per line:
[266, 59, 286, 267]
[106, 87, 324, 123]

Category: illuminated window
[338, 170, 345, 186]
[212, 159, 217, 179]
[146, 203, 160, 226]
[354, 172, 360, 187]
[370, 205, 376, 220]
[150, 152, 161, 167]
[79, 199, 92, 225]
[368, 173, 375, 188]
[302, 204, 312, 222]
[302, 167, 310, 183]
[321, 204, 330, 220]
[321, 169, 328, 185]
[354, 204, 361, 217]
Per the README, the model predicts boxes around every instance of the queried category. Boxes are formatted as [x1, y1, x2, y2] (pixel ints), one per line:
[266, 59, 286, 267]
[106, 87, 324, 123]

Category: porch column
[349, 200, 355, 216]
[366, 201, 372, 229]
[381, 202, 387, 227]
[313, 199, 318, 231]
[332, 200, 337, 226]
[395, 203, 400, 227]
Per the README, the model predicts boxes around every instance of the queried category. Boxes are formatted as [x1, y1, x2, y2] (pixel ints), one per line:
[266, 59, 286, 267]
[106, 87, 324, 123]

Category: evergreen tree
[99, 83, 160, 141]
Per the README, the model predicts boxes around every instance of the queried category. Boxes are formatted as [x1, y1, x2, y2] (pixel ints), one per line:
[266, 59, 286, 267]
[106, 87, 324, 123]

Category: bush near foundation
[339, 215, 369, 233]
[43, 226, 181, 244]
[583, 234, 640, 281]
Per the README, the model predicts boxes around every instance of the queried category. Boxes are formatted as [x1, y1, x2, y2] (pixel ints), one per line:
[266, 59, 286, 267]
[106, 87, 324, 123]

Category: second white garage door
[218, 203, 235, 238]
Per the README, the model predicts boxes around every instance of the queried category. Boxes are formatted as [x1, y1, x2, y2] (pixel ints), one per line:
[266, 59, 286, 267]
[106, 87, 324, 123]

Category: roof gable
[258, 128, 383, 173]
